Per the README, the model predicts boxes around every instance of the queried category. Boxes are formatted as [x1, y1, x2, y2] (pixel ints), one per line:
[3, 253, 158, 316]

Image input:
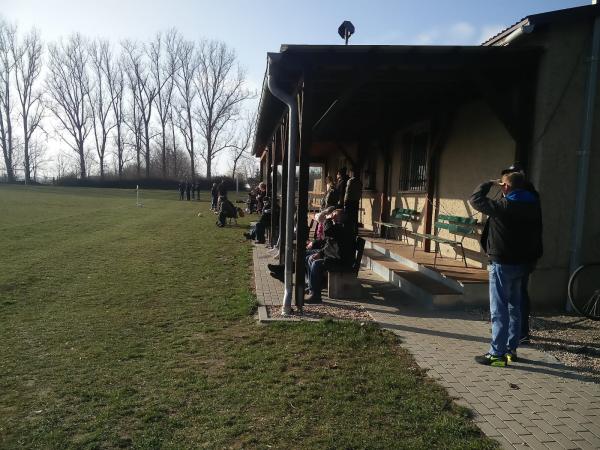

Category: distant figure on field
[210, 182, 219, 210]
[195, 183, 201, 201]
[191, 182, 196, 200]
[185, 182, 191, 201]
[216, 194, 237, 227]
[178, 182, 185, 200]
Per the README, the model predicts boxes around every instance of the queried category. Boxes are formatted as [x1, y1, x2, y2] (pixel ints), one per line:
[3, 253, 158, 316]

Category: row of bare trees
[0, 18, 256, 183]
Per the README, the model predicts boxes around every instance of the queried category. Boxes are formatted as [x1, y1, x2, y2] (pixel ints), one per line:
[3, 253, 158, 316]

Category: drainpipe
[568, 12, 600, 309]
[267, 58, 298, 316]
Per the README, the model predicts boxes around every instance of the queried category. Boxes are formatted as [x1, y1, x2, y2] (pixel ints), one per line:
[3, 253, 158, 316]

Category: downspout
[568, 11, 600, 308]
[267, 58, 298, 316]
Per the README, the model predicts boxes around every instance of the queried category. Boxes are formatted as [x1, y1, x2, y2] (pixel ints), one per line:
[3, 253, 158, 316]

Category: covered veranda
[252, 44, 540, 312]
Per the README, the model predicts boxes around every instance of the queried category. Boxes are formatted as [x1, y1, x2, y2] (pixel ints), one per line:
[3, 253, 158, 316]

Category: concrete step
[361, 246, 488, 308]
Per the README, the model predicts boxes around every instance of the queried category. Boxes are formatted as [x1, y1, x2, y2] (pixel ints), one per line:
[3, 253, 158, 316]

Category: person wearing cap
[500, 164, 540, 345]
[469, 171, 543, 367]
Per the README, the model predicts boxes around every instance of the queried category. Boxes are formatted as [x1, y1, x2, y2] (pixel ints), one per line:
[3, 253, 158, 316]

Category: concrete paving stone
[565, 410, 594, 425]
[544, 441, 569, 450]
[476, 421, 503, 437]
[503, 420, 532, 436]
[509, 413, 536, 428]
[537, 411, 569, 426]
[582, 421, 600, 438]
[573, 439, 598, 450]
[525, 425, 556, 443]
[497, 401, 521, 415]
[494, 435, 516, 449]
[499, 427, 529, 445]
[547, 433, 586, 450]
[544, 405, 576, 419]
[553, 425, 587, 442]
[558, 417, 588, 433]
[532, 418, 560, 434]
[577, 431, 600, 448]
[521, 432, 553, 449]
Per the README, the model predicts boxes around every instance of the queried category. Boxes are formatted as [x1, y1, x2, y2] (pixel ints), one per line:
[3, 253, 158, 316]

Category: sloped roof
[483, 3, 600, 46]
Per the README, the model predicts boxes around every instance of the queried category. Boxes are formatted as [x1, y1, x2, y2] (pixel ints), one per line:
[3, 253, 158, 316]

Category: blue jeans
[488, 262, 527, 356]
[306, 254, 325, 300]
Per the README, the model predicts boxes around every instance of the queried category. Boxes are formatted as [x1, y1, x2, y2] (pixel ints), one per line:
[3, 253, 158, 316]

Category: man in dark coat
[210, 183, 218, 210]
[500, 164, 540, 345]
[469, 171, 543, 367]
[178, 182, 185, 200]
[305, 209, 355, 304]
[335, 167, 349, 208]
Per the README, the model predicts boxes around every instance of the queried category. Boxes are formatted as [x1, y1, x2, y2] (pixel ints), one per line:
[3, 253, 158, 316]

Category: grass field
[0, 185, 496, 449]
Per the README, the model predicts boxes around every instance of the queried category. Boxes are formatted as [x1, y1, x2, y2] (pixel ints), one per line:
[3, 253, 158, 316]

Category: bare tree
[103, 46, 126, 177]
[12, 28, 44, 184]
[122, 40, 156, 177]
[173, 38, 198, 180]
[124, 61, 143, 176]
[88, 39, 115, 178]
[229, 112, 255, 178]
[149, 30, 178, 178]
[0, 19, 16, 182]
[46, 34, 92, 179]
[195, 39, 251, 180]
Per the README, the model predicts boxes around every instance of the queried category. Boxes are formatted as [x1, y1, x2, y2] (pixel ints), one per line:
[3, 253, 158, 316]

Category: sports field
[0, 185, 495, 449]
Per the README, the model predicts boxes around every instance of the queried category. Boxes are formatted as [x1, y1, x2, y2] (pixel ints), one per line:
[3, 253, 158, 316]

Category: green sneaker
[506, 350, 518, 364]
[474, 353, 507, 367]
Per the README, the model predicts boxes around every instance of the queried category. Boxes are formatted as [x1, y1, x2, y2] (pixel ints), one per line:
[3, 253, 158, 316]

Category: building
[252, 4, 600, 310]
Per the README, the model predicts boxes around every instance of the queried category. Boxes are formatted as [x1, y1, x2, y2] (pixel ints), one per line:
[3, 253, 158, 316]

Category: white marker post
[136, 184, 143, 207]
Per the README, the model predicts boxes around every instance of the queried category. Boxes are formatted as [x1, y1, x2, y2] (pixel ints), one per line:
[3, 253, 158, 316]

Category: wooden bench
[374, 208, 419, 243]
[328, 237, 366, 299]
[412, 214, 478, 268]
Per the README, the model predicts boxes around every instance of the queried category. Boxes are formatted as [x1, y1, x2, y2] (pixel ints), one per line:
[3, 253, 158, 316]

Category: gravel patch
[266, 301, 373, 322]
[529, 314, 600, 382]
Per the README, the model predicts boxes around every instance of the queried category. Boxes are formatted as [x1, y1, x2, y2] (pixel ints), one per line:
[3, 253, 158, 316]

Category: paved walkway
[252, 245, 600, 449]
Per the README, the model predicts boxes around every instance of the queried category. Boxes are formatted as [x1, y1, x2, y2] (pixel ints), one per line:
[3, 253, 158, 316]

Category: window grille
[399, 131, 429, 192]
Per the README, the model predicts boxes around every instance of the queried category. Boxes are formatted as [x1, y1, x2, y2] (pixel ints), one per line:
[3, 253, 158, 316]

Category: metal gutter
[266, 56, 298, 316]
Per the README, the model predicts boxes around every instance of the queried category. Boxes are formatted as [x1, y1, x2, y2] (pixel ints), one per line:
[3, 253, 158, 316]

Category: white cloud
[410, 22, 506, 45]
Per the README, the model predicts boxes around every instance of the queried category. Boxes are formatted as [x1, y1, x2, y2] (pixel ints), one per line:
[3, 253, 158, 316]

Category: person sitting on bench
[244, 197, 278, 244]
[305, 209, 355, 304]
[216, 195, 236, 227]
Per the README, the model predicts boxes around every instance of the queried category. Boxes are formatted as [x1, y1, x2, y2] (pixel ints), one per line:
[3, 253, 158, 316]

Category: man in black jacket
[469, 171, 542, 367]
[305, 209, 355, 304]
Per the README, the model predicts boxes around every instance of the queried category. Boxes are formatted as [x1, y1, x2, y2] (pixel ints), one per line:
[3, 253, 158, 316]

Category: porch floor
[362, 233, 489, 284]
[252, 243, 600, 450]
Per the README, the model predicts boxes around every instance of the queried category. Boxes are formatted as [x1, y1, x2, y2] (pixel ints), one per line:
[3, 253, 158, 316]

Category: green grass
[0, 185, 496, 449]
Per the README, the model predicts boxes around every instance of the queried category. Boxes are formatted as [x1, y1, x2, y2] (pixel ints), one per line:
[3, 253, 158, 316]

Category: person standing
[500, 164, 540, 345]
[335, 167, 349, 208]
[195, 183, 201, 201]
[321, 176, 339, 211]
[469, 171, 543, 367]
[344, 170, 362, 236]
[191, 182, 195, 200]
[210, 182, 219, 210]
[185, 182, 191, 201]
[178, 182, 185, 200]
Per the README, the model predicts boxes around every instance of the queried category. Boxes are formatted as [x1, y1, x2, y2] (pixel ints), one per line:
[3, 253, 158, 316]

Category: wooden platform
[363, 235, 488, 284]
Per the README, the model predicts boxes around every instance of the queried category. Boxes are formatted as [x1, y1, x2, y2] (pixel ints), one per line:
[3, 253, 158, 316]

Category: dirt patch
[266, 301, 373, 322]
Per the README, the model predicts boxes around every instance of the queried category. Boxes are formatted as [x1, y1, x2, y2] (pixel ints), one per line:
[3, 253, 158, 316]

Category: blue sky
[0, 0, 590, 176]
[1, 0, 590, 93]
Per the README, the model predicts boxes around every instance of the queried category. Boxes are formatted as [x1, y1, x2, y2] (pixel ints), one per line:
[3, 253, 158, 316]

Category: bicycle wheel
[568, 263, 600, 320]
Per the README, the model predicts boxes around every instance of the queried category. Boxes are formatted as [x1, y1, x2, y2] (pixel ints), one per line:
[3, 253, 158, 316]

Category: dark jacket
[336, 175, 349, 207]
[219, 198, 236, 218]
[321, 187, 339, 210]
[469, 181, 543, 264]
[319, 220, 355, 270]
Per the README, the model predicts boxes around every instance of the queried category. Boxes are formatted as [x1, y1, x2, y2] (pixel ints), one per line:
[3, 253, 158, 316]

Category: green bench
[374, 208, 419, 243]
[412, 214, 478, 268]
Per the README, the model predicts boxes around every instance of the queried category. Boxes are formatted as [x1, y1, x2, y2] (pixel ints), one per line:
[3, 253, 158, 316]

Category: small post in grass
[136, 185, 144, 207]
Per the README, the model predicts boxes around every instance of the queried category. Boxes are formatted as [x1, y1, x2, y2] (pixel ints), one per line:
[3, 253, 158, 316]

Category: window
[399, 130, 429, 192]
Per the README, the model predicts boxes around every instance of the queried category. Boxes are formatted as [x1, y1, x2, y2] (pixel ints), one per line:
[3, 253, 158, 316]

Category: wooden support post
[278, 119, 289, 264]
[294, 74, 313, 308]
[270, 134, 279, 247]
[266, 141, 272, 199]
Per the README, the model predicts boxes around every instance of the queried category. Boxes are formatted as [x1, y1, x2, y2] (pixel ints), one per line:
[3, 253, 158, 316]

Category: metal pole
[267, 61, 298, 316]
